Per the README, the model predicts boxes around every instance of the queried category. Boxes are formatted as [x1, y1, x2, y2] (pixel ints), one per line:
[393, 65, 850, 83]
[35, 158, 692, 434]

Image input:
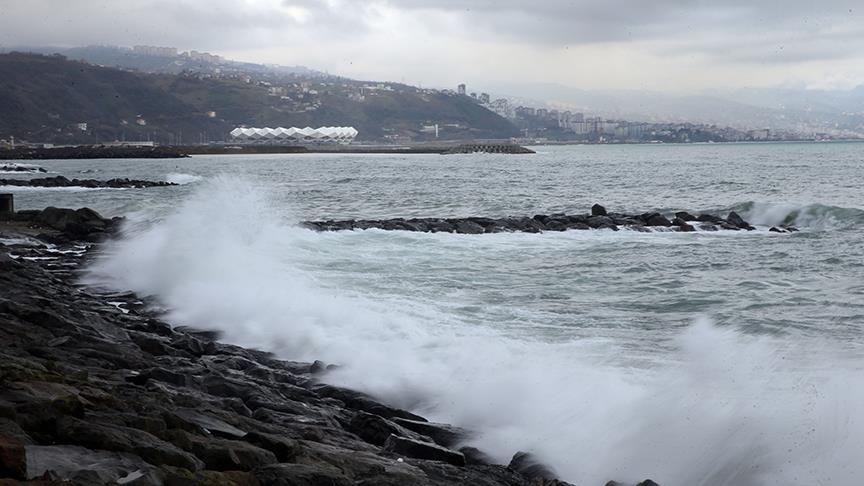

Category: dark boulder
[642, 213, 672, 227]
[244, 431, 301, 462]
[696, 214, 723, 223]
[769, 226, 785, 233]
[55, 416, 204, 471]
[383, 434, 466, 467]
[458, 446, 495, 466]
[508, 451, 557, 481]
[391, 417, 469, 448]
[591, 204, 607, 216]
[726, 211, 754, 230]
[346, 411, 429, 446]
[672, 218, 696, 232]
[254, 463, 351, 486]
[587, 215, 614, 229]
[0, 435, 26, 480]
[674, 211, 696, 221]
[453, 220, 485, 234]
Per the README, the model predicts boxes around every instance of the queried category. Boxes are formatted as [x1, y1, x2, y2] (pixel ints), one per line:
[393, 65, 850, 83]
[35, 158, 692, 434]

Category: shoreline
[0, 207, 664, 485]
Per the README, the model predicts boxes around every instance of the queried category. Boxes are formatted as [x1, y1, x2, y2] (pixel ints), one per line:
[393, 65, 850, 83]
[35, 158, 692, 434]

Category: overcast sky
[1, 0, 862, 92]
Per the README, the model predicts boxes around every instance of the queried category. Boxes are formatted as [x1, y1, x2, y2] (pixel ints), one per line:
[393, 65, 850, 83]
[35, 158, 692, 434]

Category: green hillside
[0, 53, 517, 144]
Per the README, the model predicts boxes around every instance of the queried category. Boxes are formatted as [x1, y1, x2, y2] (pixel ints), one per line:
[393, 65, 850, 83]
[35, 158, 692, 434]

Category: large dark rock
[0, 435, 26, 480]
[383, 434, 466, 467]
[726, 211, 754, 230]
[392, 417, 469, 448]
[591, 204, 607, 216]
[254, 463, 352, 486]
[508, 451, 557, 481]
[25, 444, 163, 484]
[55, 416, 204, 471]
[642, 213, 672, 227]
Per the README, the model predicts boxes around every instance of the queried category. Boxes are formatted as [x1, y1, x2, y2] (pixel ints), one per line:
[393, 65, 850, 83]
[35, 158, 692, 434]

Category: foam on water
[732, 201, 864, 230]
[85, 176, 864, 486]
[165, 173, 203, 185]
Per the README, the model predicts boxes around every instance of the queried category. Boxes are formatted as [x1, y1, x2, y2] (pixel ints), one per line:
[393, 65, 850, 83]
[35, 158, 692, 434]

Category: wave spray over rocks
[82, 176, 864, 486]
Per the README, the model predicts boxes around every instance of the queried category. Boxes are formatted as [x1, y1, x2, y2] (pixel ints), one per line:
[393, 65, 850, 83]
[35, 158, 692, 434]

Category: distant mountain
[7, 45, 322, 79]
[0, 53, 517, 144]
[487, 82, 864, 136]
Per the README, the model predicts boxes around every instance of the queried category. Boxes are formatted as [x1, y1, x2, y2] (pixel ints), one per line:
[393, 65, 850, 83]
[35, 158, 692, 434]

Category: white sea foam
[738, 201, 864, 230]
[0, 163, 48, 174]
[165, 173, 203, 185]
[85, 176, 864, 486]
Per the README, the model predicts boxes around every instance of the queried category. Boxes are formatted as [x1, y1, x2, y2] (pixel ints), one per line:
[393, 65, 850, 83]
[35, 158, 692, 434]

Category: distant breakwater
[303, 204, 799, 234]
[0, 175, 177, 189]
[0, 145, 189, 160]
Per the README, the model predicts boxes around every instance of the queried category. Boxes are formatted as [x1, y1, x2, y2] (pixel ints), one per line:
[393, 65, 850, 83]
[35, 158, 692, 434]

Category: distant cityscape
[452, 83, 839, 144]
[0, 44, 860, 146]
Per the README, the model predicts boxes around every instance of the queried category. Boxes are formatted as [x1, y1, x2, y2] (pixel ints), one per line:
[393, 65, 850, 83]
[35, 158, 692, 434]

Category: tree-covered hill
[0, 53, 517, 144]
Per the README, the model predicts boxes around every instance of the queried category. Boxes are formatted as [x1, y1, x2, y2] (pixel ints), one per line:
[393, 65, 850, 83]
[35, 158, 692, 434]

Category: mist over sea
[7, 142, 864, 485]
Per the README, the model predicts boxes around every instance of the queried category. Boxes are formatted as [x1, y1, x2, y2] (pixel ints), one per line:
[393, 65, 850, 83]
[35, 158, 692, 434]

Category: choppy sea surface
[5, 142, 864, 486]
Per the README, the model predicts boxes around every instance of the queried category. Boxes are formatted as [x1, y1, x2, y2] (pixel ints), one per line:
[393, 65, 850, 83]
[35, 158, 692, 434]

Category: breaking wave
[726, 201, 864, 230]
[165, 173, 203, 185]
[84, 176, 864, 486]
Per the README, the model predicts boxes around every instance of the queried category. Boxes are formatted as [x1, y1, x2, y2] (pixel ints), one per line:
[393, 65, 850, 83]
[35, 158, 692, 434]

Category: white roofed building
[229, 126, 358, 144]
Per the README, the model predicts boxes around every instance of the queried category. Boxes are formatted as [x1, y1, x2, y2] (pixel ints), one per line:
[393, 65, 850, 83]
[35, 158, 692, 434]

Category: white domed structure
[229, 126, 358, 144]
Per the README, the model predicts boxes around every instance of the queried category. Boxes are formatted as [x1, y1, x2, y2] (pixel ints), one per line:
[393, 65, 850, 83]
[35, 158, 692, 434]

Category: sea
[4, 142, 864, 486]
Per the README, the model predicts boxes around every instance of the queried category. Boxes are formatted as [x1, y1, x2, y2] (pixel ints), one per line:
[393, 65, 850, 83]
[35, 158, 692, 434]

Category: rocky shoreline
[303, 204, 798, 234]
[0, 207, 660, 485]
[0, 176, 177, 189]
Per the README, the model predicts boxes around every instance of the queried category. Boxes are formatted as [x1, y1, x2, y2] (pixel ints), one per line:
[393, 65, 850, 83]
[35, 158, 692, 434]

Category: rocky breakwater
[0, 176, 178, 189]
[304, 204, 799, 234]
[0, 207, 661, 485]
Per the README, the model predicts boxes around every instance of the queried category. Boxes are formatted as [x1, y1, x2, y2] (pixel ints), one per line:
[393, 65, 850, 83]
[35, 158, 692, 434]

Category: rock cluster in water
[0, 207, 662, 485]
[0, 164, 47, 173]
[0, 175, 177, 189]
[304, 204, 799, 234]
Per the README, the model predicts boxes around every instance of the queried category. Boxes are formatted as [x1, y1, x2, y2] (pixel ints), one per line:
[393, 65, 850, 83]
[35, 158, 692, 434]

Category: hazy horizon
[1, 0, 862, 94]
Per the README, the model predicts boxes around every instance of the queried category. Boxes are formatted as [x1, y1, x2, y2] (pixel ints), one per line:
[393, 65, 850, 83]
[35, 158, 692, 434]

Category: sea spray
[85, 175, 864, 486]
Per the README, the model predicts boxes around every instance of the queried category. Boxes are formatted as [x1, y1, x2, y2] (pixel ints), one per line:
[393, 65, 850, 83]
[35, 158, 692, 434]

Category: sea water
[7, 142, 864, 485]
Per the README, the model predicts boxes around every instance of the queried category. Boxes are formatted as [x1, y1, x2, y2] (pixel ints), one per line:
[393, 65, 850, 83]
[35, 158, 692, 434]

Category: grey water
[6, 142, 864, 485]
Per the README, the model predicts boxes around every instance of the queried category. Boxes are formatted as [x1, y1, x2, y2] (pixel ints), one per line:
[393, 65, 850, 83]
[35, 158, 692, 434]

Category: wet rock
[347, 411, 430, 446]
[171, 430, 277, 472]
[674, 211, 696, 222]
[699, 224, 719, 232]
[26, 444, 162, 484]
[458, 446, 495, 466]
[454, 220, 485, 234]
[587, 215, 615, 229]
[726, 211, 754, 230]
[313, 385, 426, 422]
[164, 409, 247, 439]
[642, 213, 672, 227]
[244, 431, 301, 462]
[672, 218, 696, 232]
[636, 480, 661, 486]
[391, 418, 468, 448]
[696, 214, 724, 223]
[55, 416, 204, 471]
[383, 434, 466, 467]
[591, 204, 607, 216]
[0, 435, 27, 480]
[254, 463, 351, 486]
[508, 451, 557, 481]
[769, 226, 784, 233]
